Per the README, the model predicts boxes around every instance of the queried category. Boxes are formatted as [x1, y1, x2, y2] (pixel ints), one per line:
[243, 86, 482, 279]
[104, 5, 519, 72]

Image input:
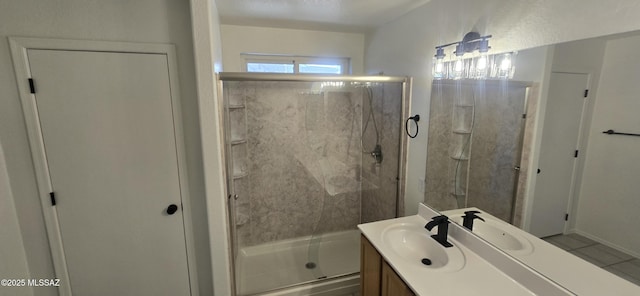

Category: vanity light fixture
[432, 32, 516, 80]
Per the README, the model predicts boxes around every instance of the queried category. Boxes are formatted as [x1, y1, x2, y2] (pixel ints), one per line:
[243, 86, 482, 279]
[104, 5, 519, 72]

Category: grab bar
[602, 129, 640, 137]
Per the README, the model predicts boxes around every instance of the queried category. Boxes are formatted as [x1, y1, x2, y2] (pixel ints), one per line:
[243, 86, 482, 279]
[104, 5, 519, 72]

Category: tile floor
[543, 233, 640, 286]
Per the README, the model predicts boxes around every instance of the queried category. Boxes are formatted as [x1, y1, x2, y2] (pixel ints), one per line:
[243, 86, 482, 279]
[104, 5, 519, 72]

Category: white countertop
[443, 207, 640, 296]
[358, 204, 572, 296]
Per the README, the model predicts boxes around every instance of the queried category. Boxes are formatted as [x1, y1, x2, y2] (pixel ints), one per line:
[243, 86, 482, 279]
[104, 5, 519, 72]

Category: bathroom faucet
[425, 215, 453, 248]
[462, 210, 485, 231]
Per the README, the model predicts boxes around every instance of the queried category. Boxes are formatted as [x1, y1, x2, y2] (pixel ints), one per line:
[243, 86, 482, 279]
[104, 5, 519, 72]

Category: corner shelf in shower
[294, 155, 378, 196]
[233, 171, 249, 180]
[450, 155, 470, 161]
[453, 129, 472, 135]
[229, 104, 246, 109]
[231, 139, 247, 145]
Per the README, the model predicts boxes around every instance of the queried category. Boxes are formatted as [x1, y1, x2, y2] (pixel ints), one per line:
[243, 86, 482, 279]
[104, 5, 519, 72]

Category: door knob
[167, 204, 179, 215]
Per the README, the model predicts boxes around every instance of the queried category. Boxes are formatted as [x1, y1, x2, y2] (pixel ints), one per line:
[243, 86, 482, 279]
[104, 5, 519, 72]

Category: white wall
[512, 46, 550, 82]
[0, 140, 32, 296]
[365, 0, 640, 215]
[575, 34, 640, 257]
[220, 25, 365, 73]
[0, 1, 211, 295]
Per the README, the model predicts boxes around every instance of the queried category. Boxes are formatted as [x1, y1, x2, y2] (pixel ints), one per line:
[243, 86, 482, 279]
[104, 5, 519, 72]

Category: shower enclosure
[218, 73, 409, 295]
[425, 79, 530, 223]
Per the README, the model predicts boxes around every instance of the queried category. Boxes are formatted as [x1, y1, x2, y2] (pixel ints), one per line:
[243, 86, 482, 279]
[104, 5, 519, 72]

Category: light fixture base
[461, 32, 482, 53]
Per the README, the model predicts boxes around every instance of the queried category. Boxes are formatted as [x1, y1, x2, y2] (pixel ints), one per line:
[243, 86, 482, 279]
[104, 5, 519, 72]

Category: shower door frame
[216, 73, 411, 295]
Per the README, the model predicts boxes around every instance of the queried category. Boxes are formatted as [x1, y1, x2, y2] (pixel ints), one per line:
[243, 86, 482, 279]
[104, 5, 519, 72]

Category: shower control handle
[166, 204, 179, 215]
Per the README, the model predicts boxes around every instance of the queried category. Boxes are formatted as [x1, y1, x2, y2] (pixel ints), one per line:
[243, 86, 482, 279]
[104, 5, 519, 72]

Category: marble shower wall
[425, 80, 528, 222]
[224, 81, 404, 247]
[466, 83, 527, 221]
[425, 82, 462, 211]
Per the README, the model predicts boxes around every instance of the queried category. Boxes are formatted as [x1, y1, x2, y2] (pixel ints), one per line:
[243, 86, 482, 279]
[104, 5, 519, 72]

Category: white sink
[448, 213, 534, 254]
[381, 222, 465, 272]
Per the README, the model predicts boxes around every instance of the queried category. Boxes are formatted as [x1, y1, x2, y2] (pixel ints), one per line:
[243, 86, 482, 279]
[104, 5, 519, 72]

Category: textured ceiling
[216, 0, 432, 32]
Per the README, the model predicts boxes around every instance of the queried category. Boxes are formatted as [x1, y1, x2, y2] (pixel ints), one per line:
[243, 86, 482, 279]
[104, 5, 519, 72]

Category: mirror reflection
[425, 30, 640, 286]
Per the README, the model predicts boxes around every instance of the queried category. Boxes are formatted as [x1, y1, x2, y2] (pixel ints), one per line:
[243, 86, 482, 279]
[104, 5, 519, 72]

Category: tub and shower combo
[218, 73, 410, 295]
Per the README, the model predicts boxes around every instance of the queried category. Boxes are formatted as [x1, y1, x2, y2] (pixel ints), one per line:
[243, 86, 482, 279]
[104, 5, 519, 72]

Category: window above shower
[242, 53, 350, 74]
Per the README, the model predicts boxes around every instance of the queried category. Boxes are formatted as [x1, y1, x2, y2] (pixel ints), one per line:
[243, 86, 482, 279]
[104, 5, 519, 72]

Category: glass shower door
[302, 86, 364, 282]
[221, 77, 407, 295]
[304, 81, 406, 285]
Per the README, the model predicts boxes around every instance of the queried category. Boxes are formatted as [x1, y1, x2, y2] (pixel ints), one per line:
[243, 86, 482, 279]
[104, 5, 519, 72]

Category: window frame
[241, 54, 351, 74]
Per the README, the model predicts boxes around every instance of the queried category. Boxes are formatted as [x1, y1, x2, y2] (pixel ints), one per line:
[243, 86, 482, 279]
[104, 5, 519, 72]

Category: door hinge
[574, 150, 579, 158]
[522, 113, 527, 119]
[584, 89, 589, 97]
[565, 213, 569, 221]
[28, 78, 36, 94]
[49, 192, 56, 206]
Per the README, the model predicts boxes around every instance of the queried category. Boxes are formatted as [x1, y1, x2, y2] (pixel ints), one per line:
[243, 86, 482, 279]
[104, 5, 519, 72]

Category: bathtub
[235, 229, 361, 296]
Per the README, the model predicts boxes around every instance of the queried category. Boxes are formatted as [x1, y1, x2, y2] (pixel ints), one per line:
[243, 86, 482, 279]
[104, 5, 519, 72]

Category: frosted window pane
[247, 63, 294, 73]
[299, 64, 342, 74]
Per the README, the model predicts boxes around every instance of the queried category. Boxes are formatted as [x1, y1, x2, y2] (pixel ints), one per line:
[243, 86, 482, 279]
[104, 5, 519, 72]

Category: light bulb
[477, 56, 487, 70]
[454, 59, 463, 72]
[473, 54, 490, 80]
[432, 47, 447, 79]
[436, 60, 444, 73]
[432, 57, 446, 79]
[500, 55, 511, 71]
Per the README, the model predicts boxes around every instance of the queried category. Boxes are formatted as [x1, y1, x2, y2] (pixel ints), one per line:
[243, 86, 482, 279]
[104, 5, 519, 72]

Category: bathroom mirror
[425, 30, 640, 286]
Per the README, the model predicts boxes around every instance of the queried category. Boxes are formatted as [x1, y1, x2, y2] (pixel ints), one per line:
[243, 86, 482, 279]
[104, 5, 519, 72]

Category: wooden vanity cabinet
[361, 235, 415, 296]
[361, 234, 382, 295]
[381, 261, 415, 296]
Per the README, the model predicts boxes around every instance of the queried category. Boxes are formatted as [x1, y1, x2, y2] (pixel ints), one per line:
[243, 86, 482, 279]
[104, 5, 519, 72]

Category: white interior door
[27, 49, 192, 296]
[530, 72, 588, 238]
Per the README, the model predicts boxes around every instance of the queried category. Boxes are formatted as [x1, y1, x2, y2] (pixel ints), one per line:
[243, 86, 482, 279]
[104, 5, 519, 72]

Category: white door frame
[189, 0, 234, 294]
[9, 37, 199, 296]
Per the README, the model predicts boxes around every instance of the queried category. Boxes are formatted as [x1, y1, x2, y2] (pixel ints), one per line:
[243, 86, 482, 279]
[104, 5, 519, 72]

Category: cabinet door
[361, 235, 382, 296]
[381, 262, 415, 296]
